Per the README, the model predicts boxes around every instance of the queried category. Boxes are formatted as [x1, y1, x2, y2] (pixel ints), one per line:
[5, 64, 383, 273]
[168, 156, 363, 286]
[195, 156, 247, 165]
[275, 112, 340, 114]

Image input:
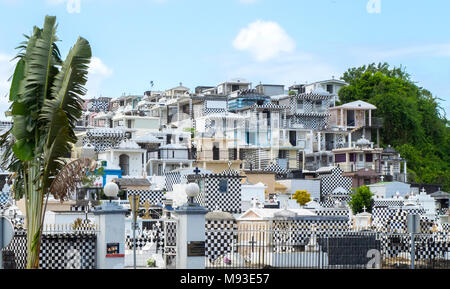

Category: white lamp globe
[104, 182, 119, 199]
[185, 183, 200, 199]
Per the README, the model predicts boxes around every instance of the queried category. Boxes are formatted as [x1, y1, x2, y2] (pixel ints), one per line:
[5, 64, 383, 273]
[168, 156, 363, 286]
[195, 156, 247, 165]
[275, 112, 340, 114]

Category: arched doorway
[119, 154, 130, 176]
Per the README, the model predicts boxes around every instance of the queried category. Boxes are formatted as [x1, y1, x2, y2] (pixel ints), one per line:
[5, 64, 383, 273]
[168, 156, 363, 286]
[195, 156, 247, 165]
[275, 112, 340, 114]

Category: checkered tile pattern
[1, 232, 27, 269]
[165, 171, 183, 192]
[320, 168, 353, 197]
[420, 216, 434, 234]
[374, 200, 404, 207]
[88, 99, 110, 112]
[271, 219, 349, 252]
[380, 233, 450, 260]
[372, 206, 427, 233]
[286, 94, 331, 131]
[203, 175, 242, 214]
[0, 191, 10, 208]
[163, 221, 177, 256]
[205, 220, 237, 262]
[127, 190, 164, 206]
[335, 134, 346, 149]
[2, 232, 97, 269]
[126, 222, 165, 252]
[39, 234, 97, 269]
[316, 209, 350, 218]
[264, 162, 290, 175]
[437, 208, 449, 216]
[443, 224, 450, 233]
[82, 129, 126, 152]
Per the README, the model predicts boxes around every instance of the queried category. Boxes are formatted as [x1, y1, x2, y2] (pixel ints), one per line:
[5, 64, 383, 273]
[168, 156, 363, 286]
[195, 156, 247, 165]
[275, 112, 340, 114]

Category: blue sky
[0, 0, 449, 119]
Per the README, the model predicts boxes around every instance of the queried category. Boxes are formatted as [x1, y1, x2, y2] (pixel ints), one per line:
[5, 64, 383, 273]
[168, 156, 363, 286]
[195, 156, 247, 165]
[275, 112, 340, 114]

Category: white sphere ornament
[104, 182, 119, 198]
[185, 183, 200, 199]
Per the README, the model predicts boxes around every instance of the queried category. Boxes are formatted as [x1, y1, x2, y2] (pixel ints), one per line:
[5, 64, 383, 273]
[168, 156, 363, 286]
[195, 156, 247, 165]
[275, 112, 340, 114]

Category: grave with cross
[186, 169, 244, 214]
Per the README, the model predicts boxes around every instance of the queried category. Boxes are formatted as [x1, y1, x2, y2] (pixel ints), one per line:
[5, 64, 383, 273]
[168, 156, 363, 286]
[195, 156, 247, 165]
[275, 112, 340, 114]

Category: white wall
[44, 211, 95, 227]
[369, 182, 411, 199]
[98, 150, 144, 177]
[241, 184, 266, 210]
[278, 179, 321, 201]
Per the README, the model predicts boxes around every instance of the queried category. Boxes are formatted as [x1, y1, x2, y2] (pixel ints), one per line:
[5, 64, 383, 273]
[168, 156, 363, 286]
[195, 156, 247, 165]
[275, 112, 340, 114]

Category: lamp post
[128, 194, 140, 269]
[185, 183, 200, 205]
[104, 182, 119, 203]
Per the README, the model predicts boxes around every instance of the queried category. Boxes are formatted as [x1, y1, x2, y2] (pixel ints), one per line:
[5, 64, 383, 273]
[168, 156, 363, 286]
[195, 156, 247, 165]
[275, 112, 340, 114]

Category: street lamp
[128, 194, 140, 270]
[104, 182, 119, 203]
[186, 183, 200, 205]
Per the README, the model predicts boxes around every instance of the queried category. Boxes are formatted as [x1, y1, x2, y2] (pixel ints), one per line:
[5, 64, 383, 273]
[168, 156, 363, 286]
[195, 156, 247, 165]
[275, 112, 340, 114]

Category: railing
[336, 162, 380, 173]
[196, 149, 238, 161]
[205, 230, 450, 269]
[42, 223, 99, 235]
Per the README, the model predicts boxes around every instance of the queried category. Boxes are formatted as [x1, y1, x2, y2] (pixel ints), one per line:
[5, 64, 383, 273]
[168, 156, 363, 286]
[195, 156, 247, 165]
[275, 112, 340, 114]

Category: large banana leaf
[41, 37, 91, 192]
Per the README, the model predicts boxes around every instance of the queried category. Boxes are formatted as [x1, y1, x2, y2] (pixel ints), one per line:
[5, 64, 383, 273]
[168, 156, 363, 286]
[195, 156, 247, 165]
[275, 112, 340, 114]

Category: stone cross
[251, 198, 258, 208]
[363, 206, 367, 213]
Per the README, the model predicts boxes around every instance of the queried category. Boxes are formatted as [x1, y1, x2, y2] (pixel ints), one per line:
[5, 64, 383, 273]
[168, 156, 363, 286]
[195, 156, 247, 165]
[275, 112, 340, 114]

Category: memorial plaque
[187, 241, 205, 257]
[106, 243, 120, 255]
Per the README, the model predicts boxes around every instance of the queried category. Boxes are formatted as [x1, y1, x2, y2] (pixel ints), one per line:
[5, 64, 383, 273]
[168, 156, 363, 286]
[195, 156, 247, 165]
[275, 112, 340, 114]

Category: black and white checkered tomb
[127, 190, 165, 206]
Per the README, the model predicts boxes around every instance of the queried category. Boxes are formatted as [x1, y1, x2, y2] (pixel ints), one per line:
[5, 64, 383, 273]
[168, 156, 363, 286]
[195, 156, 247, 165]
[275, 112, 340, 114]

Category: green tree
[293, 190, 311, 206]
[0, 16, 92, 268]
[348, 186, 374, 214]
[339, 62, 450, 191]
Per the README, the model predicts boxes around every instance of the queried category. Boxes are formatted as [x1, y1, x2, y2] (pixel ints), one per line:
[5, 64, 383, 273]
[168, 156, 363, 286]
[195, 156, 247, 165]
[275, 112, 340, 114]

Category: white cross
[380, 176, 384, 182]
[363, 206, 367, 213]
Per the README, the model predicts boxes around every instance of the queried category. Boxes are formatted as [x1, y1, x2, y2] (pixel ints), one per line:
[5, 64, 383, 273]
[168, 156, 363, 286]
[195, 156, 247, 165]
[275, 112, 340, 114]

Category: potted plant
[147, 257, 156, 268]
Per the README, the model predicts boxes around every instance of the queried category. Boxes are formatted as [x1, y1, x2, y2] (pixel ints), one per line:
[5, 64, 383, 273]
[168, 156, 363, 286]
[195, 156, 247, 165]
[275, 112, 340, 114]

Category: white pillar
[348, 133, 352, 148]
[94, 203, 128, 269]
[404, 161, 408, 182]
[174, 202, 208, 269]
[317, 132, 321, 152]
[369, 110, 372, 127]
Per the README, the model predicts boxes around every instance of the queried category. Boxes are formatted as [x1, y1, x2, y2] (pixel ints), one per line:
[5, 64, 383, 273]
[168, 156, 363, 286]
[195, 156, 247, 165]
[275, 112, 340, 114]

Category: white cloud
[233, 20, 296, 62]
[46, 0, 81, 14]
[85, 57, 113, 98]
[223, 53, 339, 89]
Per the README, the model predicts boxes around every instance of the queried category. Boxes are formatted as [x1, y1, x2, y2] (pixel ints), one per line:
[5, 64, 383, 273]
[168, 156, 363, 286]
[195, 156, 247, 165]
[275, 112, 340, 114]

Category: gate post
[173, 183, 208, 269]
[408, 214, 420, 269]
[94, 201, 128, 269]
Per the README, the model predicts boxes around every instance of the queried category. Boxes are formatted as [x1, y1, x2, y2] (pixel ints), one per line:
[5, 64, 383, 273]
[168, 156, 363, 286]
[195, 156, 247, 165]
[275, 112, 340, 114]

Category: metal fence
[205, 230, 450, 269]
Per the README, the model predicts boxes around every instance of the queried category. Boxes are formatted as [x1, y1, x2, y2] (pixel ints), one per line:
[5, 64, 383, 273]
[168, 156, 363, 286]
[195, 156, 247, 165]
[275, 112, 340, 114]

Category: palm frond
[50, 158, 97, 201]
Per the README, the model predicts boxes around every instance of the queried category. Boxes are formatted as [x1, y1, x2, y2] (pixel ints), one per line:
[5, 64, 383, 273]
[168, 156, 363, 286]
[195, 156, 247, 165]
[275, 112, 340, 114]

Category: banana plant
[0, 15, 92, 269]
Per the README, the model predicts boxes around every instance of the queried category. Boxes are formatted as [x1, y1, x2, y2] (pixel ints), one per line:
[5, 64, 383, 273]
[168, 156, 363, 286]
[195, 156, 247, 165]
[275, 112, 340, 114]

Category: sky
[0, 0, 449, 120]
